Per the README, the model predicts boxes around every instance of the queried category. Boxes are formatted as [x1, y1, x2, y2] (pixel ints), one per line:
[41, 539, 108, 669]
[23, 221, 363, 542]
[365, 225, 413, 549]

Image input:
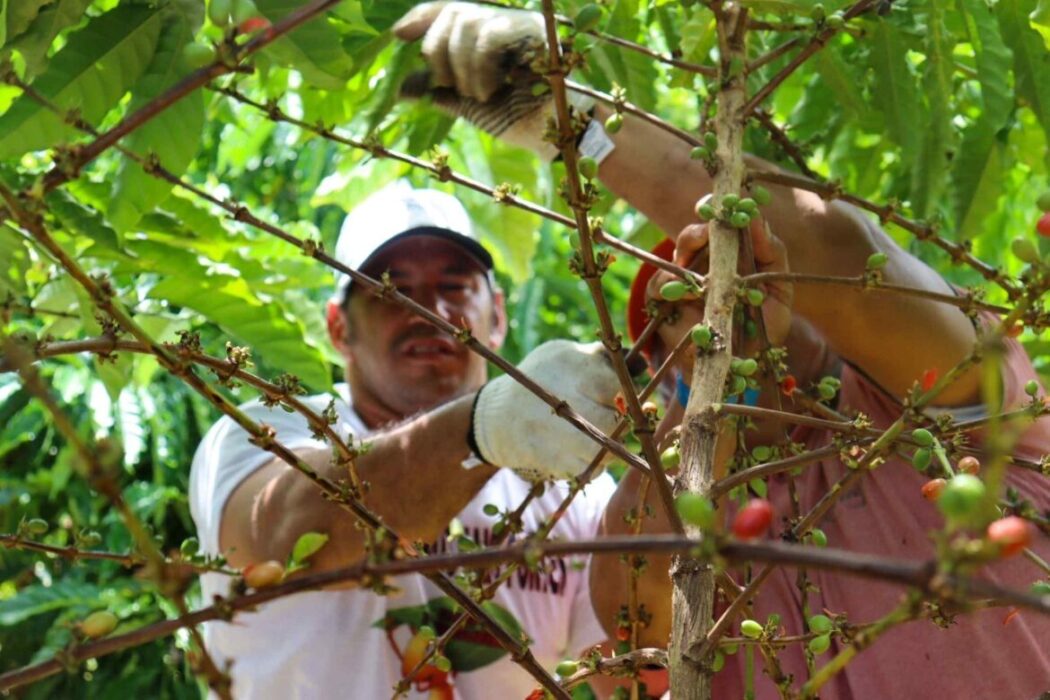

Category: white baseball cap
[333, 181, 494, 301]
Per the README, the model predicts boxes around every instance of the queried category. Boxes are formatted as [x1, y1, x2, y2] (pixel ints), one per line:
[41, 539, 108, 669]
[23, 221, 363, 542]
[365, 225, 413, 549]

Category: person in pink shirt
[625, 230, 1050, 698]
[392, 4, 1049, 695]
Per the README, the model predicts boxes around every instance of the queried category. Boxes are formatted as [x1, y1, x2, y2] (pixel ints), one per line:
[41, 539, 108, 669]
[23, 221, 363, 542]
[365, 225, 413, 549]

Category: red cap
[626, 238, 676, 352]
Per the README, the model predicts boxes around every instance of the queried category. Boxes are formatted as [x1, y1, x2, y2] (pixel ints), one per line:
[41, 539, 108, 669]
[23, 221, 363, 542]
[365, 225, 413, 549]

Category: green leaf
[109, 6, 206, 232]
[952, 0, 1013, 238]
[911, 0, 955, 219]
[0, 581, 101, 625]
[255, 0, 355, 89]
[0, 222, 29, 295]
[868, 22, 922, 162]
[3, 0, 51, 46]
[0, 5, 162, 159]
[999, 0, 1050, 169]
[3, 0, 93, 78]
[148, 275, 332, 392]
[290, 531, 329, 565]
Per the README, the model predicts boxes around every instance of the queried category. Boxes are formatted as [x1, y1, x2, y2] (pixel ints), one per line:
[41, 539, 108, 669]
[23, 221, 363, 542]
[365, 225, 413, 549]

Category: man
[391, 3, 1050, 697]
[189, 181, 628, 698]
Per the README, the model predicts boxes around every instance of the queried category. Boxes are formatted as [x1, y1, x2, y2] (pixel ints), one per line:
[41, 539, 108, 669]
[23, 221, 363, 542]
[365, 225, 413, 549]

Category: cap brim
[340, 227, 495, 300]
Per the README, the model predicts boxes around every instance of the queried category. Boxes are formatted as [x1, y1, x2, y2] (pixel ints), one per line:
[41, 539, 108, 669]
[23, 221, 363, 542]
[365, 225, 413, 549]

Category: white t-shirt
[189, 384, 617, 700]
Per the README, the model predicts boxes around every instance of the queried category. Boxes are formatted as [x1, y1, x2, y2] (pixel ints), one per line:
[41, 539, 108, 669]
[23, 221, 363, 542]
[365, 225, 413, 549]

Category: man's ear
[326, 299, 350, 353]
[489, 287, 508, 351]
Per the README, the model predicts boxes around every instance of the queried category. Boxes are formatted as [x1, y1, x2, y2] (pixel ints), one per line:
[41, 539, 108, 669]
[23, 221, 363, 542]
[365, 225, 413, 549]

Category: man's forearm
[223, 393, 498, 573]
[592, 105, 980, 404]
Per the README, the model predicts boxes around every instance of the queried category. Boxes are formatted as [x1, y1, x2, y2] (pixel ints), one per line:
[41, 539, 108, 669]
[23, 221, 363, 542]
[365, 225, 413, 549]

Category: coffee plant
[0, 1, 1048, 698]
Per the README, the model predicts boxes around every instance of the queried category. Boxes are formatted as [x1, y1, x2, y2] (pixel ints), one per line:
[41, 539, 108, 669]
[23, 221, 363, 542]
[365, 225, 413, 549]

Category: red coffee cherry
[732, 499, 773, 540]
[986, 516, 1032, 558]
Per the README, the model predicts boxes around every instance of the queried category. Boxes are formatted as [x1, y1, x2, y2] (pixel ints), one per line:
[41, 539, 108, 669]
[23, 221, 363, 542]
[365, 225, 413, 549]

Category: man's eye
[439, 282, 469, 293]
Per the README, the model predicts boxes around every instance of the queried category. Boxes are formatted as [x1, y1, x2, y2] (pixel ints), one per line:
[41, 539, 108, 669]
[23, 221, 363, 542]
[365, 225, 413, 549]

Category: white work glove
[393, 1, 594, 160]
[471, 340, 620, 481]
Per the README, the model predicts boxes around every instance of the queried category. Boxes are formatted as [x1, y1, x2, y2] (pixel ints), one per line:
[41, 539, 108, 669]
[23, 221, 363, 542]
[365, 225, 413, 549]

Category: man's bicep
[218, 455, 365, 570]
[218, 458, 288, 568]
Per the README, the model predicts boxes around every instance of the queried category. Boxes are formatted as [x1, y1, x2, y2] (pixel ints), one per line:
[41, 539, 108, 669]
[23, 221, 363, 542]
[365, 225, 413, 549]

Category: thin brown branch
[4, 535, 1048, 693]
[741, 0, 879, 117]
[542, 0, 682, 534]
[37, 0, 343, 195]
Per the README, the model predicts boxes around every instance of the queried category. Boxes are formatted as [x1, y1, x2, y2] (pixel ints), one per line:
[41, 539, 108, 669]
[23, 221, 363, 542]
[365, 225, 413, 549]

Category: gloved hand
[393, 1, 593, 160]
[471, 340, 620, 480]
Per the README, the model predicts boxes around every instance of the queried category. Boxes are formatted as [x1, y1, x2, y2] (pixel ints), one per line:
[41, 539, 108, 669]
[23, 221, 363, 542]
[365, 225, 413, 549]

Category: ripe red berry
[1037, 212, 1050, 238]
[614, 393, 627, 416]
[957, 456, 981, 474]
[616, 625, 631, 641]
[732, 499, 773, 540]
[921, 368, 939, 392]
[921, 478, 946, 501]
[986, 516, 1032, 558]
[239, 16, 270, 33]
[780, 375, 797, 396]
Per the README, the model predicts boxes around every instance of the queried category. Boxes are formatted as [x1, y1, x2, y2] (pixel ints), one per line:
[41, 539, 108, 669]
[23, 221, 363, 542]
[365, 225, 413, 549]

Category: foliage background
[0, 0, 1047, 696]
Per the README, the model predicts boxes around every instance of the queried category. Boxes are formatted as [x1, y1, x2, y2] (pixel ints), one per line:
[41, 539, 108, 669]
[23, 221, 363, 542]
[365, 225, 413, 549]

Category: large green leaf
[911, 0, 955, 219]
[952, 0, 1013, 238]
[3, 0, 51, 47]
[0, 222, 29, 296]
[109, 4, 206, 232]
[2, 0, 92, 78]
[999, 0, 1050, 169]
[0, 581, 101, 625]
[584, 0, 659, 112]
[0, 5, 162, 159]
[148, 275, 332, 392]
[255, 0, 356, 89]
[867, 22, 922, 165]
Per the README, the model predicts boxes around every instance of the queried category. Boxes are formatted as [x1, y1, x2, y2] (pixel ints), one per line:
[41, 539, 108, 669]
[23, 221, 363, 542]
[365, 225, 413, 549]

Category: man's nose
[410, 286, 459, 323]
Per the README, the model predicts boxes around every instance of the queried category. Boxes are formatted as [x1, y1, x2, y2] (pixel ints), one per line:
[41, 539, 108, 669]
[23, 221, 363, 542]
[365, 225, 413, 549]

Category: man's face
[328, 235, 505, 419]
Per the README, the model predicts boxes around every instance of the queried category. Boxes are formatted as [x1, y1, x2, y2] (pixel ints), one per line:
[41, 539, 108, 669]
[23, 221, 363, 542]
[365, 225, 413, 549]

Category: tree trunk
[669, 4, 749, 698]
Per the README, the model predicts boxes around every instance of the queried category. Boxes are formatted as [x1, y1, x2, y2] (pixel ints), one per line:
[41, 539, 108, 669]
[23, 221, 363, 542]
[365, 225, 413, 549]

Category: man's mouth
[399, 337, 460, 359]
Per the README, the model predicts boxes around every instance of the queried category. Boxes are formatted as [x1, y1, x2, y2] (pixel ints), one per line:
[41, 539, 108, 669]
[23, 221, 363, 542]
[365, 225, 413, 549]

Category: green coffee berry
[557, 659, 580, 677]
[722, 194, 740, 209]
[697, 203, 716, 221]
[573, 4, 603, 32]
[826, 12, 845, 29]
[704, 132, 718, 150]
[737, 198, 758, 214]
[691, 324, 713, 348]
[745, 288, 765, 306]
[731, 212, 752, 228]
[675, 492, 716, 529]
[809, 633, 832, 654]
[660, 280, 687, 301]
[1012, 238, 1040, 264]
[752, 186, 771, 206]
[740, 619, 763, 639]
[912, 428, 934, 447]
[729, 375, 748, 395]
[866, 252, 889, 270]
[604, 113, 624, 134]
[912, 448, 932, 471]
[181, 537, 200, 556]
[483, 503, 500, 516]
[26, 518, 49, 536]
[690, 146, 708, 160]
[937, 474, 987, 520]
[578, 156, 598, 180]
[711, 650, 726, 672]
[732, 358, 759, 377]
[433, 655, 452, 673]
[808, 614, 833, 633]
[1025, 379, 1039, 397]
[809, 528, 828, 547]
